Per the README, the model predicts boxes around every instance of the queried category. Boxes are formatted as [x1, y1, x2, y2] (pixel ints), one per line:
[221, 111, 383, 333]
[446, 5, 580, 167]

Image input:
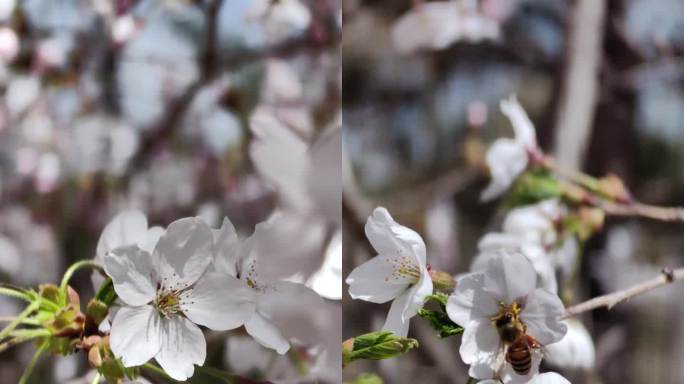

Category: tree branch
[563, 267, 684, 318]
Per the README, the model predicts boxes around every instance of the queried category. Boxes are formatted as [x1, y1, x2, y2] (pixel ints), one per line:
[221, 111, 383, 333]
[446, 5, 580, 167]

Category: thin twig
[563, 267, 684, 318]
[598, 201, 684, 222]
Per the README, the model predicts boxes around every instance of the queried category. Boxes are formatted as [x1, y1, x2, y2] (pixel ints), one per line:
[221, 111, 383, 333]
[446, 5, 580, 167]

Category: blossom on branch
[447, 251, 566, 381]
[104, 217, 253, 381]
[481, 96, 541, 201]
[346, 207, 433, 337]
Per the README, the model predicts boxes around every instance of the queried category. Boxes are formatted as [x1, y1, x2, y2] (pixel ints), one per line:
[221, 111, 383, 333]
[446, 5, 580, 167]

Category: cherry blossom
[545, 318, 595, 369]
[212, 217, 325, 355]
[481, 96, 540, 201]
[446, 251, 566, 380]
[346, 207, 433, 337]
[104, 217, 254, 380]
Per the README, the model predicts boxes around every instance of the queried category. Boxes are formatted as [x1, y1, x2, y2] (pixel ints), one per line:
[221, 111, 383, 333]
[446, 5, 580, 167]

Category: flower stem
[18, 340, 47, 384]
[0, 301, 39, 341]
[0, 285, 31, 302]
[59, 260, 104, 301]
[196, 365, 237, 383]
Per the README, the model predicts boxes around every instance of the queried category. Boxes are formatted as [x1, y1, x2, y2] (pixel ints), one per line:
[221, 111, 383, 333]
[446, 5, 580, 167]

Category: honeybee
[493, 308, 542, 375]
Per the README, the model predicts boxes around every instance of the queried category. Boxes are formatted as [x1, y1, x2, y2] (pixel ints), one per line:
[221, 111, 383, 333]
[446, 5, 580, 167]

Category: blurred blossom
[63, 115, 139, 176]
[6, 76, 41, 117]
[0, 0, 15, 21]
[36, 35, 71, 69]
[34, 151, 60, 193]
[129, 156, 197, 213]
[0, 207, 60, 285]
[546, 319, 596, 370]
[0, 27, 18, 63]
[22, 0, 94, 31]
[217, 0, 265, 49]
[391, 1, 500, 55]
[225, 335, 295, 379]
[112, 14, 140, 44]
[308, 230, 342, 300]
[248, 0, 312, 44]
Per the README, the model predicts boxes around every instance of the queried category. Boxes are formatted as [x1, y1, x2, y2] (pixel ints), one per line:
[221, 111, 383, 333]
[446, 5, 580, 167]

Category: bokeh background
[342, 0, 684, 383]
[0, 0, 341, 383]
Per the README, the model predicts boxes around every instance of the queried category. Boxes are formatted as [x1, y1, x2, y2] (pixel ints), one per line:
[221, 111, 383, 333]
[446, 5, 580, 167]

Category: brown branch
[598, 201, 684, 222]
[563, 267, 684, 318]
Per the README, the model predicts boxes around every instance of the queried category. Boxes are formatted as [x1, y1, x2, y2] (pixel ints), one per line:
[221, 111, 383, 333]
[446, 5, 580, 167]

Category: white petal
[483, 251, 536, 304]
[346, 254, 414, 303]
[500, 95, 537, 150]
[520, 289, 567, 345]
[96, 210, 148, 261]
[545, 319, 595, 369]
[526, 372, 571, 384]
[405, 267, 433, 320]
[382, 289, 411, 337]
[447, 272, 499, 326]
[104, 246, 156, 306]
[155, 316, 206, 381]
[154, 217, 213, 287]
[245, 311, 290, 354]
[182, 272, 255, 331]
[140, 226, 165, 254]
[212, 217, 242, 277]
[480, 138, 528, 202]
[109, 305, 161, 367]
[365, 207, 427, 266]
[459, 318, 500, 379]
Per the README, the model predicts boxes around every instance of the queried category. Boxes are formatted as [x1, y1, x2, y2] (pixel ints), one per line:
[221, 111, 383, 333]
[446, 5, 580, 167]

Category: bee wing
[494, 340, 507, 375]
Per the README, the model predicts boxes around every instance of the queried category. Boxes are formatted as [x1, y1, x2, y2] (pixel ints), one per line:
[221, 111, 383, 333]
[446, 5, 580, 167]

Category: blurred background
[0, 0, 341, 383]
[342, 0, 684, 383]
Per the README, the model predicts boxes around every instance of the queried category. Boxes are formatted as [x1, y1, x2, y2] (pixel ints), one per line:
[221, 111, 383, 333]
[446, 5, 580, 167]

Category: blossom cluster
[346, 96, 598, 383]
[95, 209, 335, 381]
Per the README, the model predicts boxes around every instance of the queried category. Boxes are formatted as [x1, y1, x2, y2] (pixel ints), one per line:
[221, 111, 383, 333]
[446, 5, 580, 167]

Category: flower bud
[86, 299, 108, 326]
[429, 269, 456, 292]
[343, 331, 418, 366]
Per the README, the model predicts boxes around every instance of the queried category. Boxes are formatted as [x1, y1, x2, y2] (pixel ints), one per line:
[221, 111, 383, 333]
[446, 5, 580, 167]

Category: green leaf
[418, 308, 463, 338]
[95, 278, 117, 306]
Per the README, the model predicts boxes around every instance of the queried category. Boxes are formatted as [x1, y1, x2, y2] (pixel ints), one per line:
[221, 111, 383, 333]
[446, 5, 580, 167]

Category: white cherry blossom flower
[93, 209, 164, 289]
[213, 217, 324, 355]
[346, 207, 433, 337]
[248, 0, 311, 43]
[104, 217, 254, 381]
[481, 95, 540, 201]
[473, 233, 558, 294]
[447, 251, 566, 380]
[545, 318, 595, 369]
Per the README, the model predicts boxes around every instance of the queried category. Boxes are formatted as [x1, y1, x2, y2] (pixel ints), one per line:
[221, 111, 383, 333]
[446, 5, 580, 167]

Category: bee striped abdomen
[506, 343, 532, 375]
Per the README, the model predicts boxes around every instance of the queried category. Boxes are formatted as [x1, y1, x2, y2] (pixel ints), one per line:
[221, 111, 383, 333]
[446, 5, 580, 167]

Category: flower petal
[447, 272, 499, 326]
[459, 318, 500, 379]
[480, 138, 528, 202]
[545, 319, 595, 369]
[382, 289, 412, 337]
[104, 246, 156, 306]
[96, 210, 148, 261]
[109, 305, 161, 367]
[520, 289, 567, 345]
[141, 226, 165, 254]
[526, 372, 571, 384]
[182, 272, 255, 331]
[483, 251, 536, 303]
[346, 254, 414, 303]
[212, 217, 242, 277]
[365, 207, 427, 266]
[245, 311, 290, 354]
[500, 95, 537, 150]
[154, 217, 213, 287]
[155, 316, 206, 381]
